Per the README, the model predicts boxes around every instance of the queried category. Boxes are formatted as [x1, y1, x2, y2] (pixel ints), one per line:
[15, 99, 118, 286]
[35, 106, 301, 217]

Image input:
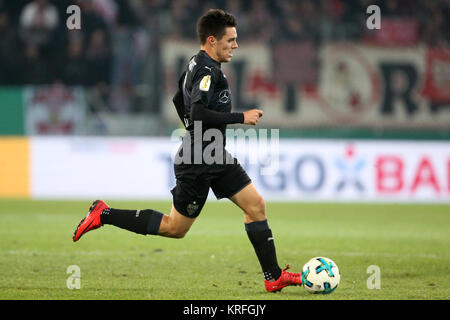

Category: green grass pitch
[0, 199, 449, 300]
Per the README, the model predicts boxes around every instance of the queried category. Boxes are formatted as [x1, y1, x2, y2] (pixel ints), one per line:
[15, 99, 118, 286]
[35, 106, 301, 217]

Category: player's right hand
[243, 109, 263, 125]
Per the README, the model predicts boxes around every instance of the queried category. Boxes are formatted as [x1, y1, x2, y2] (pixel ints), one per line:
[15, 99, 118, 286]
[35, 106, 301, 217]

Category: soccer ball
[302, 257, 340, 294]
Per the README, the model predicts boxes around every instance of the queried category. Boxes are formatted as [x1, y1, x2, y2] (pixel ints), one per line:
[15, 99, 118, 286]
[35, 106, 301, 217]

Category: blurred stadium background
[0, 0, 448, 202]
[0, 0, 449, 301]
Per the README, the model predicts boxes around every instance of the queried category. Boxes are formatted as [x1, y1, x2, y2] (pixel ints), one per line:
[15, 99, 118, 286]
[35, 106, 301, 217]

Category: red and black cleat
[264, 265, 302, 292]
[72, 200, 109, 242]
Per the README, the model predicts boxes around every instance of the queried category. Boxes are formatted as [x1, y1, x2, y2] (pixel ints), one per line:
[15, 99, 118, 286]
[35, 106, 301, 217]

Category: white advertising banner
[30, 137, 176, 199]
[30, 137, 450, 203]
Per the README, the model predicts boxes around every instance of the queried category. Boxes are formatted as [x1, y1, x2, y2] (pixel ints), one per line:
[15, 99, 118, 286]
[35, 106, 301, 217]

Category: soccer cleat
[72, 200, 109, 242]
[264, 265, 302, 292]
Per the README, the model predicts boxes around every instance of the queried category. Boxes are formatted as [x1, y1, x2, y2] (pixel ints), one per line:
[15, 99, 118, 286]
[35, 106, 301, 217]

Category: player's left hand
[243, 109, 263, 125]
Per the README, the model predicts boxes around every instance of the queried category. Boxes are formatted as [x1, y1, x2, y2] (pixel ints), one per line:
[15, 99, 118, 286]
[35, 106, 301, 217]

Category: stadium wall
[5, 43, 447, 137]
[161, 42, 450, 131]
[1, 136, 448, 203]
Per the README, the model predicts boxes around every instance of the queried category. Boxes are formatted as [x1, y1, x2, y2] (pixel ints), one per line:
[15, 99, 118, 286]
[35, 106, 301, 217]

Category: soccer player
[73, 9, 301, 292]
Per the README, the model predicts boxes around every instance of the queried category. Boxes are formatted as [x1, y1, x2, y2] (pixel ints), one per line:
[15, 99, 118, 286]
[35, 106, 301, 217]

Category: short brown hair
[196, 9, 237, 44]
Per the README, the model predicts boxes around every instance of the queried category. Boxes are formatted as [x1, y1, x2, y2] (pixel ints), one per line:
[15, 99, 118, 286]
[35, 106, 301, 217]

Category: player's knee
[168, 226, 188, 239]
[245, 196, 266, 220]
[257, 196, 266, 213]
[173, 230, 187, 239]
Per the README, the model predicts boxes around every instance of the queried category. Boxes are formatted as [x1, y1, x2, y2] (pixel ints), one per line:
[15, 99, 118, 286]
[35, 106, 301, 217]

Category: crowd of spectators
[0, 0, 139, 86]
[142, 0, 449, 45]
[0, 0, 448, 87]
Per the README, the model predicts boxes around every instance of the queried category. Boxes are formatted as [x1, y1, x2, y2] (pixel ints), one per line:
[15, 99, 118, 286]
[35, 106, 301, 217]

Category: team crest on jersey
[199, 75, 211, 92]
[186, 201, 199, 216]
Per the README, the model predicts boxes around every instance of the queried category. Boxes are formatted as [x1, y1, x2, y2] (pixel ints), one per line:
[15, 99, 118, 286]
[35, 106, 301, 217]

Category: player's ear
[207, 35, 216, 47]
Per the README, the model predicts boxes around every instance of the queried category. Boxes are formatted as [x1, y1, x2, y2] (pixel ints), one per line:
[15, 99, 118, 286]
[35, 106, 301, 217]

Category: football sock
[101, 208, 163, 235]
[245, 219, 282, 281]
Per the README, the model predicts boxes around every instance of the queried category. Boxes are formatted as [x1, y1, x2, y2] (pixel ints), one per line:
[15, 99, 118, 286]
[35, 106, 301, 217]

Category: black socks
[101, 208, 163, 235]
[245, 219, 282, 281]
[99, 208, 281, 281]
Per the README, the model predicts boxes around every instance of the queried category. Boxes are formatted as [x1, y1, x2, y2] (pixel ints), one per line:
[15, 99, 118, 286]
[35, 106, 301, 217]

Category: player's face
[215, 27, 238, 63]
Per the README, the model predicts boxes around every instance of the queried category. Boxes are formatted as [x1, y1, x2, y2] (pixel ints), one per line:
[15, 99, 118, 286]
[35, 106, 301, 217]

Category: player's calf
[101, 208, 164, 235]
[73, 200, 165, 242]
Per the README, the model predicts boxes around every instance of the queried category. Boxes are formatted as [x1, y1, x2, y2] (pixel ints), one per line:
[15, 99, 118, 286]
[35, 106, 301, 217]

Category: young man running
[73, 9, 301, 293]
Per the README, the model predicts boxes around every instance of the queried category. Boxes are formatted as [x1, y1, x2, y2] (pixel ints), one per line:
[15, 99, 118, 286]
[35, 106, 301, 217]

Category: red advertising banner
[365, 18, 418, 46]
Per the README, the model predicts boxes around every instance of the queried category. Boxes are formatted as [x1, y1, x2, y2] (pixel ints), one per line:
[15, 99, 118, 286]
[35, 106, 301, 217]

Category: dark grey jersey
[175, 50, 233, 130]
[172, 50, 243, 162]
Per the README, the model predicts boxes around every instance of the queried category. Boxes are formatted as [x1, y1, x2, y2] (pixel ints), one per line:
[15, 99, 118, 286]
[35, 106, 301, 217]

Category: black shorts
[171, 153, 251, 218]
